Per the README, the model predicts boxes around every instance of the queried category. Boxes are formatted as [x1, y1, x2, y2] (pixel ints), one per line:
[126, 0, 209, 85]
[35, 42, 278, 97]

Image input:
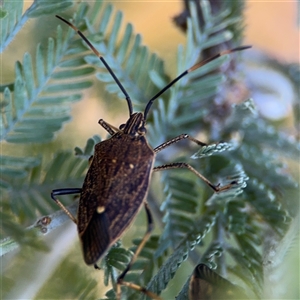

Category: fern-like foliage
[1, 4, 95, 143]
[1, 151, 87, 233]
[1, 1, 299, 300]
[0, 0, 74, 53]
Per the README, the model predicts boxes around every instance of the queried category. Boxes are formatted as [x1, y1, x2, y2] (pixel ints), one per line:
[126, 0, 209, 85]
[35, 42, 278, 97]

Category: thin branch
[0, 201, 78, 257]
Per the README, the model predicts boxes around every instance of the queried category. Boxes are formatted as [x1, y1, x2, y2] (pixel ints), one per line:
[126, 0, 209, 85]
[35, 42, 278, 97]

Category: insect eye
[138, 127, 147, 135]
[119, 124, 125, 130]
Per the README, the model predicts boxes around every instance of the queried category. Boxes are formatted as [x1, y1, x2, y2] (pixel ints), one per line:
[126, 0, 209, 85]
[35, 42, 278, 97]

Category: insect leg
[116, 202, 162, 300]
[153, 163, 234, 192]
[51, 188, 82, 224]
[154, 135, 236, 191]
[154, 134, 206, 153]
[98, 119, 121, 135]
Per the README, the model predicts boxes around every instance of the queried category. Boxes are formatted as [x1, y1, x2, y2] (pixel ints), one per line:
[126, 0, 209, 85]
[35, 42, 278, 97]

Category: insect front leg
[51, 188, 82, 224]
[98, 119, 121, 135]
[116, 202, 162, 300]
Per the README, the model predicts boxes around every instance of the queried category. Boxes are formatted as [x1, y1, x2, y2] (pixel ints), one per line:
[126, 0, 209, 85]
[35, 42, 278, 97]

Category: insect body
[51, 15, 251, 300]
[78, 113, 154, 265]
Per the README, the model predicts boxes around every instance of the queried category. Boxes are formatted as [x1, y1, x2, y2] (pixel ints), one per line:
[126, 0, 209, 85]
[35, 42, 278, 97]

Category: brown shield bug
[51, 15, 251, 300]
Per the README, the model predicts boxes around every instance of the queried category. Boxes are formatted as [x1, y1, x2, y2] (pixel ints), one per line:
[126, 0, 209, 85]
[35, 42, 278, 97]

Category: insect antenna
[143, 45, 251, 120]
[56, 15, 133, 117]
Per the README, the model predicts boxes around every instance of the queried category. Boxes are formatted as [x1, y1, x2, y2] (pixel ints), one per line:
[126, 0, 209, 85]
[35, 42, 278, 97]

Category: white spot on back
[97, 206, 105, 214]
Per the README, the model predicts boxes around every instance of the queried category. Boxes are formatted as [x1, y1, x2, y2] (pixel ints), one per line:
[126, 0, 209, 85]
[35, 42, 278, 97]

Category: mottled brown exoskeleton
[51, 15, 251, 300]
[189, 264, 249, 300]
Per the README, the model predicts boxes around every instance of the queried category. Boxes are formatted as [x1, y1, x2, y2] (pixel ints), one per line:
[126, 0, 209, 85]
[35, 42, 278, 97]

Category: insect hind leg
[116, 202, 162, 300]
[51, 188, 82, 224]
[153, 134, 236, 192]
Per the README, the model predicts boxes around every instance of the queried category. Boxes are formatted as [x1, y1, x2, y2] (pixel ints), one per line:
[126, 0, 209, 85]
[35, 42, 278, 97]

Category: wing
[87, 135, 154, 243]
[77, 157, 113, 264]
[105, 157, 153, 243]
[80, 208, 110, 265]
